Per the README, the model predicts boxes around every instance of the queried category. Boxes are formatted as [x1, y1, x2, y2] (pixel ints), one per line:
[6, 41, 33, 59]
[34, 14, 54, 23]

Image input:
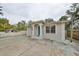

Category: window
[51, 25, 55, 33]
[46, 25, 55, 33]
[46, 26, 50, 33]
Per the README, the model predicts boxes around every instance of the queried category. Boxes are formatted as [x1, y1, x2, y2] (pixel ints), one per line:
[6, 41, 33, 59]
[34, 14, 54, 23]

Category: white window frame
[46, 25, 55, 33]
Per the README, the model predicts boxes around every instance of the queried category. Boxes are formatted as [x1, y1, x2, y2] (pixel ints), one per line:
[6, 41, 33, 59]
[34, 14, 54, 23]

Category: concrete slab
[0, 32, 79, 56]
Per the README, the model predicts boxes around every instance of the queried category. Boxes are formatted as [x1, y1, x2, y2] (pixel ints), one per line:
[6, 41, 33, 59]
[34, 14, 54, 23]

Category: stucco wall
[27, 22, 65, 41]
[43, 23, 56, 40]
[43, 23, 65, 41]
[27, 27, 32, 36]
[56, 23, 65, 41]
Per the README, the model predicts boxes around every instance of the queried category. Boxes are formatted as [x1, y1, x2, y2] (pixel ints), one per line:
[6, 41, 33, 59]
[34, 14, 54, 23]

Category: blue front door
[38, 26, 40, 36]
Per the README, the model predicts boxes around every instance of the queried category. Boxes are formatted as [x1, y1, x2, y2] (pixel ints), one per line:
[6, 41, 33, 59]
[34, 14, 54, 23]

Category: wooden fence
[67, 30, 79, 40]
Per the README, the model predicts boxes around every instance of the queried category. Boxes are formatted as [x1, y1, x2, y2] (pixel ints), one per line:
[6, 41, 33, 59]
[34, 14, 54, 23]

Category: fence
[67, 30, 79, 40]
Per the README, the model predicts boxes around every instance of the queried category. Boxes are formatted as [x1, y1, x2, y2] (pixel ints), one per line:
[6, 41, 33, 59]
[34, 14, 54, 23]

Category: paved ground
[0, 32, 79, 56]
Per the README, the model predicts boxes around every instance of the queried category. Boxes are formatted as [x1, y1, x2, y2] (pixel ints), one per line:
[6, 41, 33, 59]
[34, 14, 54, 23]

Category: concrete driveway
[0, 32, 79, 56]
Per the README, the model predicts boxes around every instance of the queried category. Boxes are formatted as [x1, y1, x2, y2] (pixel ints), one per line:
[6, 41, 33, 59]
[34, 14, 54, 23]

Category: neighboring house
[27, 20, 66, 41]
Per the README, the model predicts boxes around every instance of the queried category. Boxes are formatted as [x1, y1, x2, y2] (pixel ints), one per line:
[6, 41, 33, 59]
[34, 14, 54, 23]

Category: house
[27, 20, 67, 41]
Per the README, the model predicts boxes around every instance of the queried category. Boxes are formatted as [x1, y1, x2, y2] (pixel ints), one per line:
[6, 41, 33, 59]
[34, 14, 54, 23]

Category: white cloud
[2, 3, 71, 24]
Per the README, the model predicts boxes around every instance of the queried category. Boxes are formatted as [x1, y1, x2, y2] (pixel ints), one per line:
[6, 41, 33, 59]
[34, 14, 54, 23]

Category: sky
[1, 3, 72, 24]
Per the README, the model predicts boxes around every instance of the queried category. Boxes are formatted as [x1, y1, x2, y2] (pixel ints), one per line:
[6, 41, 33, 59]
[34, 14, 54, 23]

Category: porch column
[32, 25, 34, 37]
[39, 23, 43, 39]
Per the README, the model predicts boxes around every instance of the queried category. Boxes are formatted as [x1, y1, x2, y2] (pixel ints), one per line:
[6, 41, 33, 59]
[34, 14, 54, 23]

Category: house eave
[28, 20, 68, 26]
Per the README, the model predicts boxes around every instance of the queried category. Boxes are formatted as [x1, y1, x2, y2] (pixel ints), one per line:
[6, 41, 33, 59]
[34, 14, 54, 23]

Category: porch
[31, 23, 44, 39]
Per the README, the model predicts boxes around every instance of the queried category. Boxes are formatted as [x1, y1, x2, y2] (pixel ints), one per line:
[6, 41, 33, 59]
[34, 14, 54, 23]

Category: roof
[30, 20, 68, 25]
[32, 20, 44, 24]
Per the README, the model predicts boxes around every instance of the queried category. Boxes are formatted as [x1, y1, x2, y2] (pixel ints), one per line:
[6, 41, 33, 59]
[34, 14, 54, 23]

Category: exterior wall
[33, 23, 44, 39]
[43, 23, 65, 41]
[56, 23, 65, 41]
[27, 22, 65, 41]
[43, 23, 56, 40]
[27, 27, 32, 36]
[28, 23, 44, 39]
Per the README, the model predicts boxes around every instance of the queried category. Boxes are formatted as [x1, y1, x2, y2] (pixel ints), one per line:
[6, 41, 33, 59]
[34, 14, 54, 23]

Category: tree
[45, 18, 54, 22]
[66, 3, 79, 29]
[66, 3, 79, 42]
[0, 4, 3, 16]
[66, 3, 79, 21]
[59, 15, 70, 31]
[16, 20, 27, 31]
[0, 18, 12, 31]
[59, 16, 68, 21]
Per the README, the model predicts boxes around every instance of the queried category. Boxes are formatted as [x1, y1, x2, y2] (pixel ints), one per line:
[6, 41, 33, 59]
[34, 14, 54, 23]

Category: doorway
[38, 26, 40, 37]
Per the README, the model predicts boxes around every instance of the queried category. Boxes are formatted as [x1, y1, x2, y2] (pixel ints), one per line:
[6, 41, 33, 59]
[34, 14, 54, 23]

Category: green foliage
[0, 18, 27, 32]
[16, 20, 27, 31]
[59, 16, 68, 21]
[59, 3, 79, 31]
[66, 3, 79, 30]
[0, 18, 12, 31]
[66, 3, 79, 21]
[45, 18, 54, 22]
[0, 5, 3, 16]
